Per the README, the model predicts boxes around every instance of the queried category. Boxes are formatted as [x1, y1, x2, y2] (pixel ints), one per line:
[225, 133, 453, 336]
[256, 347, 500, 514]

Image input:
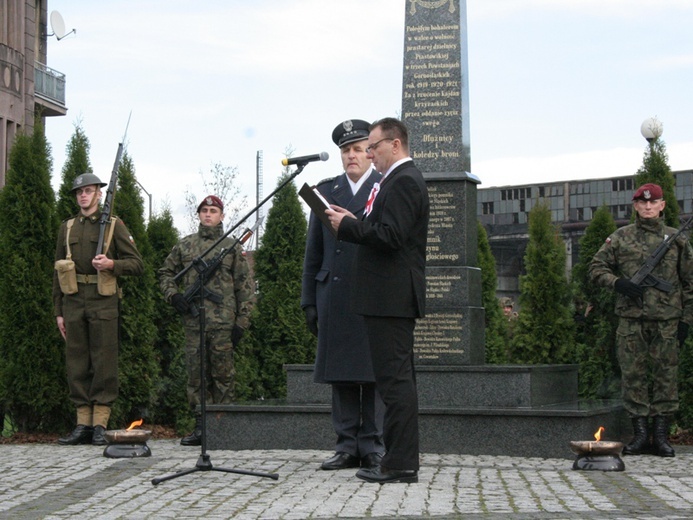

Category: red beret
[632, 183, 663, 201]
[197, 195, 224, 213]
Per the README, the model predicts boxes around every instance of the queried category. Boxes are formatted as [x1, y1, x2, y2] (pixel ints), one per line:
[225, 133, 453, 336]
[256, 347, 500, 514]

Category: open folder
[299, 183, 337, 237]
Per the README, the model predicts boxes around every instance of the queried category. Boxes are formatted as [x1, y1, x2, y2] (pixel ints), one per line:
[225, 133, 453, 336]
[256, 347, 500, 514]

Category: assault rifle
[182, 217, 263, 317]
[629, 214, 693, 306]
[96, 113, 131, 255]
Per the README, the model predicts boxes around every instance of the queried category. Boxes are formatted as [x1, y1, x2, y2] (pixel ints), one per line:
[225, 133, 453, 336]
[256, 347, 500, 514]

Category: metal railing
[34, 62, 66, 105]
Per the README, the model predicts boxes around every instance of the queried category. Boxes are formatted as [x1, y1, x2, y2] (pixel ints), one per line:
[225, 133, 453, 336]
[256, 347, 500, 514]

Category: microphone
[281, 152, 329, 166]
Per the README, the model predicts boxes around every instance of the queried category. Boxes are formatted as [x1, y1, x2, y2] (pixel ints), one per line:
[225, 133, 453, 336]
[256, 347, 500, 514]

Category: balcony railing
[34, 62, 66, 106]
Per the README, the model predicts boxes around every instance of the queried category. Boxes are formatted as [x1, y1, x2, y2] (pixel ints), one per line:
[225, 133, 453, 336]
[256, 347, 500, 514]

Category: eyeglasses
[75, 187, 97, 196]
[366, 138, 394, 153]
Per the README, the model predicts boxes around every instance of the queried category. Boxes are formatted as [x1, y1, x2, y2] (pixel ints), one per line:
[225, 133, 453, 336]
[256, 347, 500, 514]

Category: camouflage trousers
[616, 317, 679, 417]
[184, 326, 235, 408]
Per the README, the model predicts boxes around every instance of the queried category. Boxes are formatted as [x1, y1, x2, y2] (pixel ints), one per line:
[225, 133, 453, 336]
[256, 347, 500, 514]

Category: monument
[401, 0, 483, 366]
[206, 0, 626, 459]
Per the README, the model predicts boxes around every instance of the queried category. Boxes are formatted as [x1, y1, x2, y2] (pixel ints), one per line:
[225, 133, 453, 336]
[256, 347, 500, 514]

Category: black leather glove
[170, 293, 190, 314]
[232, 325, 245, 347]
[678, 321, 690, 348]
[304, 305, 318, 337]
[614, 278, 643, 300]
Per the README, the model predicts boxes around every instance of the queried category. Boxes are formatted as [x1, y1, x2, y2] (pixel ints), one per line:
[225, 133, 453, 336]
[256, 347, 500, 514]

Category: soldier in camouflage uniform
[590, 183, 693, 457]
[54, 173, 144, 446]
[159, 195, 255, 446]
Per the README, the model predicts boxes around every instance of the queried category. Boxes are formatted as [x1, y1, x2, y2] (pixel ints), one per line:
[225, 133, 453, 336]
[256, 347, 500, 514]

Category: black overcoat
[301, 170, 381, 383]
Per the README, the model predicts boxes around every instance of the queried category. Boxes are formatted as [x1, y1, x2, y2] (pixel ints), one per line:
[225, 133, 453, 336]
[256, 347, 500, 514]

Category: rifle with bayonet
[629, 214, 693, 306]
[96, 113, 131, 255]
[183, 217, 263, 317]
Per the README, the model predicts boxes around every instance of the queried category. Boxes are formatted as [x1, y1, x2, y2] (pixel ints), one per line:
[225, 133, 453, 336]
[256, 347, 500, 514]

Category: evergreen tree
[571, 206, 620, 399]
[146, 205, 190, 433]
[477, 221, 506, 363]
[510, 202, 575, 364]
[56, 123, 92, 221]
[242, 173, 315, 398]
[109, 153, 160, 426]
[634, 135, 678, 227]
[0, 123, 71, 432]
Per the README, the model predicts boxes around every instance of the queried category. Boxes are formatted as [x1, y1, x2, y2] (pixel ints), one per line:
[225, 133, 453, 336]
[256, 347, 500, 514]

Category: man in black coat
[301, 119, 385, 470]
[326, 117, 429, 484]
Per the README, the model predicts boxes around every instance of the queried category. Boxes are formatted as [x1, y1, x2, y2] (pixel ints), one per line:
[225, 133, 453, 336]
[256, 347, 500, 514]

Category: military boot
[92, 405, 111, 446]
[180, 415, 202, 446]
[652, 415, 675, 457]
[58, 425, 94, 445]
[623, 416, 650, 455]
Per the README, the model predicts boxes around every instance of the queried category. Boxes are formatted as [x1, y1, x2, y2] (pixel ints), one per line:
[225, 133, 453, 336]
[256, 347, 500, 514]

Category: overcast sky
[44, 0, 693, 233]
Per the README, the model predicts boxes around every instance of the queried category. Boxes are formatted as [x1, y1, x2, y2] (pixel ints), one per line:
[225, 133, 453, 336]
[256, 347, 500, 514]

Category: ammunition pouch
[97, 217, 118, 296]
[97, 270, 118, 296]
[55, 259, 78, 295]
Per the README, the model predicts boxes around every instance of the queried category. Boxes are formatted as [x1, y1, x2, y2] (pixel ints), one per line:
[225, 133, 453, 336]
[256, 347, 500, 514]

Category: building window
[483, 201, 494, 215]
[539, 186, 545, 197]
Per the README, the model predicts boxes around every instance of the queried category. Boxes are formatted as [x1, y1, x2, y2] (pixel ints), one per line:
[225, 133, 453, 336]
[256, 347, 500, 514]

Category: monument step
[206, 400, 626, 459]
[286, 363, 579, 408]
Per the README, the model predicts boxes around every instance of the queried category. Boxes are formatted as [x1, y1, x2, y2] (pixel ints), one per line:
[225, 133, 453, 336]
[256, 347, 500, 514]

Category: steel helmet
[71, 173, 106, 192]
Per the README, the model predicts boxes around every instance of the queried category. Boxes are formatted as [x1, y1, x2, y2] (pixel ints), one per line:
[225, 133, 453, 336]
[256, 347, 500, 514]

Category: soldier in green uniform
[54, 173, 144, 446]
[590, 183, 693, 457]
[159, 195, 255, 446]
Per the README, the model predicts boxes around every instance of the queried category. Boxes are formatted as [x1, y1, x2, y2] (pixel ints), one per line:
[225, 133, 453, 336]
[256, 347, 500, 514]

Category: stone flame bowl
[104, 429, 152, 444]
[570, 440, 623, 456]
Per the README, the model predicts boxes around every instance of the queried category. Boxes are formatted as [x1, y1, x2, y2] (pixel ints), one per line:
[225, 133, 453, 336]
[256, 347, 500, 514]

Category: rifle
[183, 216, 263, 317]
[629, 214, 693, 306]
[96, 113, 131, 255]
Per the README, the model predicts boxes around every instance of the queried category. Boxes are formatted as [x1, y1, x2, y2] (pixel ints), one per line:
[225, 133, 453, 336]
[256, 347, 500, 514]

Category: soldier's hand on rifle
[232, 325, 245, 347]
[92, 254, 114, 271]
[170, 293, 190, 314]
[678, 321, 690, 348]
[304, 305, 318, 337]
[614, 278, 644, 300]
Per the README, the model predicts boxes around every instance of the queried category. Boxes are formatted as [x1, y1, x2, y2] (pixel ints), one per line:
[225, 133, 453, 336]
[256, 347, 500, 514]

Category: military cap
[332, 119, 371, 148]
[71, 173, 106, 192]
[632, 183, 663, 201]
[500, 297, 514, 308]
[197, 194, 224, 213]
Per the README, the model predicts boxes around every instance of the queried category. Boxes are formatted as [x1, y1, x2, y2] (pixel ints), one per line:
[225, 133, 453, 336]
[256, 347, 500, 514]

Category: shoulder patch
[605, 237, 611, 244]
[316, 176, 335, 186]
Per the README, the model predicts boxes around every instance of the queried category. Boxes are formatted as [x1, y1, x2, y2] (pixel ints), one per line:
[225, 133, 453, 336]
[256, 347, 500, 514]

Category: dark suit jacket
[301, 170, 382, 382]
[338, 160, 429, 318]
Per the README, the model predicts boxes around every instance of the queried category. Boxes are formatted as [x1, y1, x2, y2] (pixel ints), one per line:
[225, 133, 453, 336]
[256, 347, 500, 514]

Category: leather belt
[76, 274, 98, 284]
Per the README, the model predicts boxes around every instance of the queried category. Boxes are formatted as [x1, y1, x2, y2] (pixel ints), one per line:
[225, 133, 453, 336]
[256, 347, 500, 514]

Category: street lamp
[135, 179, 152, 222]
[640, 117, 663, 143]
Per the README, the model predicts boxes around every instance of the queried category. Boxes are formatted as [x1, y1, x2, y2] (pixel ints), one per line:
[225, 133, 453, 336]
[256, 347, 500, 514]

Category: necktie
[364, 183, 380, 217]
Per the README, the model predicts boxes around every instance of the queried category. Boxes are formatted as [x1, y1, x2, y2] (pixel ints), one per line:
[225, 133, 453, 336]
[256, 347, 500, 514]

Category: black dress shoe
[320, 452, 360, 470]
[356, 465, 418, 484]
[92, 425, 108, 446]
[58, 425, 94, 445]
[361, 452, 383, 469]
[180, 428, 202, 446]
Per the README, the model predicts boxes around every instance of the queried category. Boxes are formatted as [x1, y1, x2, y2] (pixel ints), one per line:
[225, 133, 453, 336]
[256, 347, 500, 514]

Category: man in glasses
[53, 173, 143, 446]
[590, 183, 693, 457]
[326, 117, 429, 484]
[302, 119, 384, 472]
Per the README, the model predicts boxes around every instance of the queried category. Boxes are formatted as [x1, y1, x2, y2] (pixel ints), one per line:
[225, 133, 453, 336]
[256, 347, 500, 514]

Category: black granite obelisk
[401, 0, 484, 365]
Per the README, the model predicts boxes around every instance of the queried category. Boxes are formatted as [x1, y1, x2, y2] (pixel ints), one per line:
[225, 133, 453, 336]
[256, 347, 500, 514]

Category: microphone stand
[152, 163, 308, 485]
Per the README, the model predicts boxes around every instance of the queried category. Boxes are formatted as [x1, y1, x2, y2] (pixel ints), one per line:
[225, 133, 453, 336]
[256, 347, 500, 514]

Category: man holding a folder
[301, 119, 384, 471]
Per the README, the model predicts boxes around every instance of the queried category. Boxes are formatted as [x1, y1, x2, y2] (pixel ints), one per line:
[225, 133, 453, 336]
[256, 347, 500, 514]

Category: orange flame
[594, 426, 605, 442]
[126, 418, 144, 431]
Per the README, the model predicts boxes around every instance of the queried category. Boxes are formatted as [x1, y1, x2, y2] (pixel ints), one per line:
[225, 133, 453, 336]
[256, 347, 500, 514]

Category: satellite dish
[49, 11, 76, 40]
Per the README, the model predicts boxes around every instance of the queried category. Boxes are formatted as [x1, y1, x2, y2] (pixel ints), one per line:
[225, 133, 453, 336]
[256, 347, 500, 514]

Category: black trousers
[363, 315, 419, 470]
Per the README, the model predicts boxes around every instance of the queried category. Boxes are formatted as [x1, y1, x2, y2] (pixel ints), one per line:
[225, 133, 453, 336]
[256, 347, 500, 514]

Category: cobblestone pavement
[0, 440, 691, 519]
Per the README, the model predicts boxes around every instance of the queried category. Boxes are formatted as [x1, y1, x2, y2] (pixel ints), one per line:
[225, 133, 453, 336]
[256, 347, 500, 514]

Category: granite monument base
[206, 364, 627, 459]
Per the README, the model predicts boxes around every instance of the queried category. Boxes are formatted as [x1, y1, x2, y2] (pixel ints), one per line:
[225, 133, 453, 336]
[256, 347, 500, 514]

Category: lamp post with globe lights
[641, 117, 663, 144]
